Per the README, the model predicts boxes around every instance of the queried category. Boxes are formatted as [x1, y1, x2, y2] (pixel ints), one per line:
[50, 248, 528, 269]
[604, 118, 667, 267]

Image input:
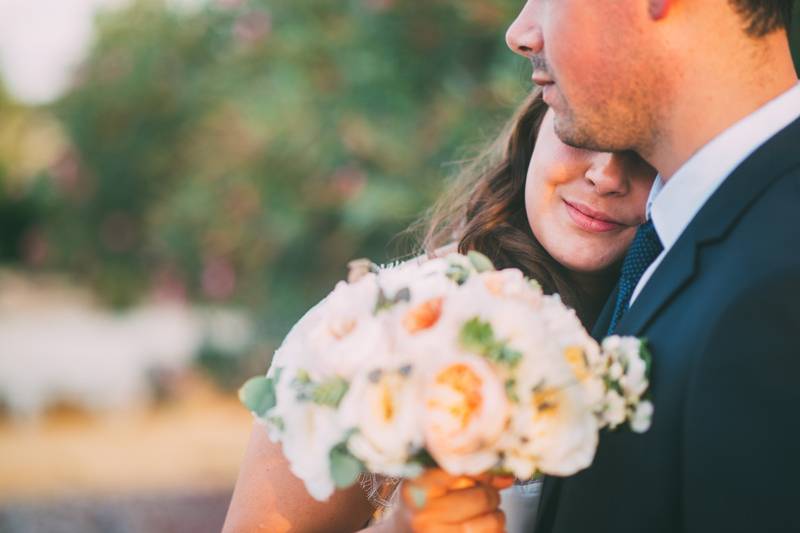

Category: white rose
[279, 400, 348, 501]
[308, 279, 394, 379]
[339, 365, 425, 477]
[510, 339, 599, 477]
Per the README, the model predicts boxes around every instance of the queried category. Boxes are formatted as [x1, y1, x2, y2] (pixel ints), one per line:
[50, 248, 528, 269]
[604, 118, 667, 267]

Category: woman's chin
[552, 247, 621, 276]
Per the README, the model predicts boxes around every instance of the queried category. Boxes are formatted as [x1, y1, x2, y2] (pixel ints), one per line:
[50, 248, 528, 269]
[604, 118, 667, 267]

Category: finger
[460, 510, 506, 533]
[404, 468, 462, 506]
[489, 475, 515, 490]
[449, 476, 478, 490]
[410, 511, 506, 533]
[415, 485, 501, 523]
[413, 468, 461, 491]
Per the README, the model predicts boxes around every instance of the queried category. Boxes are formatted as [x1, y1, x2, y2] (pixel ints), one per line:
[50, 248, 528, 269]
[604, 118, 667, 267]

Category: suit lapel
[615, 233, 697, 336]
[616, 115, 800, 337]
[535, 476, 562, 532]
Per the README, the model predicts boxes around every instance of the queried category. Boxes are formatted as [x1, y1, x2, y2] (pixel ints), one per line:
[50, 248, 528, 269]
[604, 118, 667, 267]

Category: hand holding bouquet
[240, 252, 653, 500]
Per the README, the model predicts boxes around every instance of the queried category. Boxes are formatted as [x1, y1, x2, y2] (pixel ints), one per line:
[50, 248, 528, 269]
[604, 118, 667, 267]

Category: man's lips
[531, 71, 553, 86]
[563, 200, 628, 233]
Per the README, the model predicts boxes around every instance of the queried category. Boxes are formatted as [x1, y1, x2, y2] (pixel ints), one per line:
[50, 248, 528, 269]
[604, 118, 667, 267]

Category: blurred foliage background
[0, 0, 532, 364]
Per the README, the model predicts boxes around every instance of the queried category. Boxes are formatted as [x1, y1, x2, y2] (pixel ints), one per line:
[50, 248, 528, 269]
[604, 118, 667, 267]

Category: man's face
[506, 0, 670, 154]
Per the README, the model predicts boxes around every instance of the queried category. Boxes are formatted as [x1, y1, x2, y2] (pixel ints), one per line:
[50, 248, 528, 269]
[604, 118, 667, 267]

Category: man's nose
[584, 154, 630, 197]
[505, 3, 543, 57]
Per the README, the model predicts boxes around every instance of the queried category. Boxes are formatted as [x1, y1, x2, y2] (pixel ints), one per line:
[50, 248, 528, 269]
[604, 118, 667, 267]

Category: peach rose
[422, 355, 509, 475]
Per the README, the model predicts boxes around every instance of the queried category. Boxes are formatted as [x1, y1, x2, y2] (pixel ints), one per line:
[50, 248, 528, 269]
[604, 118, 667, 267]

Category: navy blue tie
[607, 219, 663, 336]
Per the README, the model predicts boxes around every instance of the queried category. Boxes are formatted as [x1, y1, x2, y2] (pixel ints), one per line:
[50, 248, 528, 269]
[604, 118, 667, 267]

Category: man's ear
[648, 0, 670, 20]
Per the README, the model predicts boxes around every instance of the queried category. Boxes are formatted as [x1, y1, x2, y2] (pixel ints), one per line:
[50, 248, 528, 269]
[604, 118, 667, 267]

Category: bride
[223, 89, 656, 532]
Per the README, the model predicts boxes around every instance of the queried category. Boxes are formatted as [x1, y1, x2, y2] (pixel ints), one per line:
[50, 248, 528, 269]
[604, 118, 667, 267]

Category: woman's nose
[506, 3, 543, 57]
[584, 154, 630, 197]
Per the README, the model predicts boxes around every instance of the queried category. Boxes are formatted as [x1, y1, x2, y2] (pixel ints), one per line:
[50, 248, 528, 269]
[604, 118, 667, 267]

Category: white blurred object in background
[0, 272, 252, 418]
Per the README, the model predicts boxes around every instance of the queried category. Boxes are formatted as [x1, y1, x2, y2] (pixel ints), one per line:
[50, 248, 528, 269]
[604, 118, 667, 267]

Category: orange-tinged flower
[423, 356, 509, 475]
[329, 318, 356, 339]
[431, 363, 484, 429]
[482, 271, 508, 296]
[403, 297, 444, 333]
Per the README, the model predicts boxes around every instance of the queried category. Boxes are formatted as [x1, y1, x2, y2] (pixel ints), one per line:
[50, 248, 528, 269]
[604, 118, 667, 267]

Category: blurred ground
[0, 489, 233, 533]
[0, 380, 252, 533]
[0, 379, 251, 500]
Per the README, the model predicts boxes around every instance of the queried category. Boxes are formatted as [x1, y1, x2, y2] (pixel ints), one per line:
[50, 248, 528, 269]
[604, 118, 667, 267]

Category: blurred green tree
[32, 0, 528, 337]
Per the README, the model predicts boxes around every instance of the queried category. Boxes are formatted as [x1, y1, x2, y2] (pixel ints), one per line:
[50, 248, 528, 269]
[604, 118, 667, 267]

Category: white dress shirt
[630, 83, 800, 305]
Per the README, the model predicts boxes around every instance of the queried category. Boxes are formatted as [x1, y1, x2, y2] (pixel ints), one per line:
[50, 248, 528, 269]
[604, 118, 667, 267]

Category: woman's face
[526, 109, 656, 273]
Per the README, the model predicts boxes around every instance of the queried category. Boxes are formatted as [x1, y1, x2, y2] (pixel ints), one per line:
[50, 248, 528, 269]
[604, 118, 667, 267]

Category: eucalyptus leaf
[445, 264, 471, 285]
[409, 486, 427, 508]
[238, 376, 276, 417]
[312, 376, 349, 408]
[329, 444, 364, 488]
[467, 250, 495, 273]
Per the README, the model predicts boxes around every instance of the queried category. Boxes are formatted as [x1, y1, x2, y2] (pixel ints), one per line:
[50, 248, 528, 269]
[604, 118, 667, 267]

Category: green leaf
[329, 444, 364, 488]
[460, 317, 495, 353]
[238, 376, 276, 417]
[445, 264, 471, 285]
[374, 286, 392, 314]
[295, 369, 311, 384]
[410, 448, 438, 468]
[639, 338, 653, 376]
[409, 486, 427, 508]
[467, 250, 495, 273]
[496, 345, 523, 367]
[312, 376, 350, 408]
[460, 317, 521, 367]
[505, 378, 520, 403]
[375, 286, 412, 314]
[292, 369, 316, 402]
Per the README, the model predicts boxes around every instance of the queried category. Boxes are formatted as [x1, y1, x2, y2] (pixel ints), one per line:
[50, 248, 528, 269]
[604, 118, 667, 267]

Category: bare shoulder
[223, 421, 374, 532]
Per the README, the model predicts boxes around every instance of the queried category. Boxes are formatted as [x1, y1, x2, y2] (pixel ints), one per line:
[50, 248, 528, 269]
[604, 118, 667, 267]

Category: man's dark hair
[729, 0, 794, 36]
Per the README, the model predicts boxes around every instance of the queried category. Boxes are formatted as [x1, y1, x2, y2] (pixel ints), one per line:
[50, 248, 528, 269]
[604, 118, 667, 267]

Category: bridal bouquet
[239, 252, 653, 500]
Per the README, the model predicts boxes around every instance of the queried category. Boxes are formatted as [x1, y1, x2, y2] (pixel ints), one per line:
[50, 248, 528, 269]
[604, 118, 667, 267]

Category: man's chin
[553, 113, 617, 153]
[552, 114, 591, 149]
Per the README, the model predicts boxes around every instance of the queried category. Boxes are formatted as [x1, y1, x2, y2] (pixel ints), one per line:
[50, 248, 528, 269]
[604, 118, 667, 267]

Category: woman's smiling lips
[563, 199, 627, 233]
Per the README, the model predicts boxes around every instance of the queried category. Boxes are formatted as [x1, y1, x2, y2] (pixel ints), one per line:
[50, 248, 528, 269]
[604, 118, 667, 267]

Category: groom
[507, 1, 800, 532]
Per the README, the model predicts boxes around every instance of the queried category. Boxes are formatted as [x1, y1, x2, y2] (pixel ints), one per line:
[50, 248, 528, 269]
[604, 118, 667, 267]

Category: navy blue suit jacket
[535, 116, 800, 533]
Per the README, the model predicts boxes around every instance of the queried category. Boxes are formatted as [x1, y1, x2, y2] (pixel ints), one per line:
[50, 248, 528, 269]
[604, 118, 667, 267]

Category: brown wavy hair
[414, 89, 611, 325]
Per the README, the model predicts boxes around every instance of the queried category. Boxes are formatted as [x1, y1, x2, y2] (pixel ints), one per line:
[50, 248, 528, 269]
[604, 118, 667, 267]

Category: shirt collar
[649, 82, 800, 253]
